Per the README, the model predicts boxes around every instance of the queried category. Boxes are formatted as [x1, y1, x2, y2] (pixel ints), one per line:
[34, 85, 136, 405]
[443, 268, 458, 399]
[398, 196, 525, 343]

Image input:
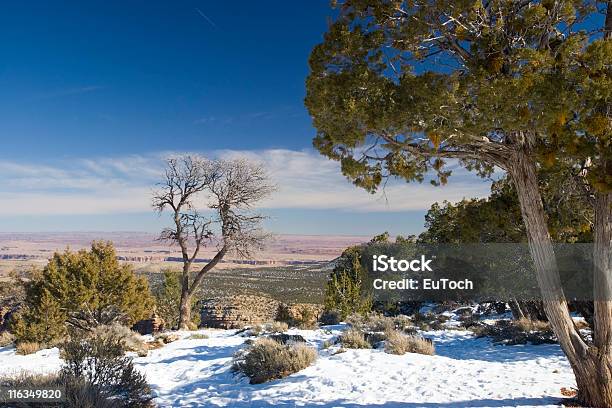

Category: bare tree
[152, 155, 275, 330]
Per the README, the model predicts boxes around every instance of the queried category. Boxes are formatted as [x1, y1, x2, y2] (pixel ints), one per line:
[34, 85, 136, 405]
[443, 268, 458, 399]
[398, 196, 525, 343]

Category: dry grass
[0, 331, 15, 347]
[232, 337, 317, 384]
[187, 333, 209, 340]
[267, 321, 289, 333]
[384, 330, 435, 356]
[90, 323, 146, 354]
[515, 318, 550, 332]
[154, 332, 180, 345]
[16, 341, 42, 355]
[339, 328, 371, 349]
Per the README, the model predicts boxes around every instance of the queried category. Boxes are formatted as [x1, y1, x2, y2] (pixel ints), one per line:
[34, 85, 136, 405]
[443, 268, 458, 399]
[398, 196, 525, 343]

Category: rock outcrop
[200, 295, 281, 329]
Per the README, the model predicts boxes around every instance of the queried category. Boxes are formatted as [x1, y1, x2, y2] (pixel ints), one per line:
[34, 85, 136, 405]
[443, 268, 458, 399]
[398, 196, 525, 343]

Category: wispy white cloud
[0, 149, 494, 216]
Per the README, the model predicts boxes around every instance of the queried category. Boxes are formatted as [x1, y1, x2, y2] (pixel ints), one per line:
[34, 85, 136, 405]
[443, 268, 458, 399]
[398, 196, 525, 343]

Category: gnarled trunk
[178, 264, 192, 330]
[585, 190, 612, 407]
[509, 148, 612, 407]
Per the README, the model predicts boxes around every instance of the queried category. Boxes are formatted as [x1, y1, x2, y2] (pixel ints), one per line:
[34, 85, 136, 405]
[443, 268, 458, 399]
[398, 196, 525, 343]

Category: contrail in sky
[195, 8, 217, 29]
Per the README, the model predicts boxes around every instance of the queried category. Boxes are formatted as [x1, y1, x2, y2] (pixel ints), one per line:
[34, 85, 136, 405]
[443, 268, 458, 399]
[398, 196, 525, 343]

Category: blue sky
[0, 1, 492, 235]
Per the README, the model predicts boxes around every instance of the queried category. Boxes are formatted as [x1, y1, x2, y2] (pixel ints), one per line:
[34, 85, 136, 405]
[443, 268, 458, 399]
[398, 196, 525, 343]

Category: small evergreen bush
[232, 337, 317, 384]
[324, 246, 372, 320]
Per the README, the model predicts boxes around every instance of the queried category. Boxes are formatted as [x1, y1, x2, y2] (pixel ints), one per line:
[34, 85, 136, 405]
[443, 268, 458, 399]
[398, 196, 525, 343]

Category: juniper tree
[12, 242, 153, 344]
[306, 1, 611, 405]
[153, 156, 275, 330]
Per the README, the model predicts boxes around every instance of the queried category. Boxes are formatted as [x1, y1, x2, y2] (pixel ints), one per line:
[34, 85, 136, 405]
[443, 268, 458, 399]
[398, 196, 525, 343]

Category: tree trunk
[507, 148, 612, 406]
[178, 290, 192, 330]
[177, 263, 192, 330]
[586, 190, 612, 407]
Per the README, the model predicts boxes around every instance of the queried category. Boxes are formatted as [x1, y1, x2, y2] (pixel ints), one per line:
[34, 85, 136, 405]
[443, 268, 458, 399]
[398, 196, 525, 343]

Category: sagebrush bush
[268, 321, 289, 333]
[0, 372, 116, 408]
[90, 323, 146, 355]
[12, 242, 154, 345]
[0, 331, 15, 347]
[514, 318, 550, 332]
[346, 313, 395, 332]
[232, 337, 317, 384]
[339, 328, 371, 349]
[16, 341, 42, 355]
[154, 332, 179, 345]
[187, 333, 209, 340]
[384, 330, 435, 355]
[470, 319, 556, 345]
[60, 332, 154, 407]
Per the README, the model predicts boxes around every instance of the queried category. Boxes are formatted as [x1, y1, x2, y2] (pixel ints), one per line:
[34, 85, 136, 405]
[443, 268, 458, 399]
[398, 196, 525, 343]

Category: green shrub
[232, 337, 317, 384]
[12, 242, 154, 345]
[60, 332, 153, 407]
[319, 309, 341, 325]
[384, 330, 435, 355]
[339, 328, 371, 349]
[324, 246, 372, 320]
[152, 269, 200, 330]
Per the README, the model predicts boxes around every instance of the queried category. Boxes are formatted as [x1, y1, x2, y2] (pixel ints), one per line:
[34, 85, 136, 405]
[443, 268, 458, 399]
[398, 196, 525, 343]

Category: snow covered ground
[0, 325, 575, 408]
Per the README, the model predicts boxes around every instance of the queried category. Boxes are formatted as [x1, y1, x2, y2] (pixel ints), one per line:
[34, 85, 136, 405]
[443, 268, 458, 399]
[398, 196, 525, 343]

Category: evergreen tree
[153, 270, 200, 329]
[325, 246, 372, 319]
[12, 242, 154, 344]
[306, 1, 610, 404]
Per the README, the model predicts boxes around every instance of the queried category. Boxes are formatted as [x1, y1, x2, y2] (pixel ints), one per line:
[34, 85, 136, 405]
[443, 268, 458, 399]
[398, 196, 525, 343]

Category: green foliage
[152, 269, 200, 329]
[324, 246, 372, 320]
[418, 172, 592, 244]
[306, 0, 610, 192]
[12, 242, 154, 344]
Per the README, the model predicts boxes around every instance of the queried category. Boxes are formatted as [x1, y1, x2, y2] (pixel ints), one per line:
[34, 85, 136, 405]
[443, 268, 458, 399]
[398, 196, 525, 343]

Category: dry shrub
[154, 332, 179, 345]
[267, 321, 289, 333]
[90, 323, 145, 354]
[0, 373, 119, 408]
[384, 330, 435, 355]
[339, 328, 371, 349]
[232, 337, 317, 384]
[61, 333, 153, 407]
[0, 338, 154, 408]
[470, 319, 555, 345]
[16, 341, 42, 355]
[346, 313, 395, 332]
[187, 333, 209, 340]
[0, 331, 15, 347]
[515, 318, 550, 332]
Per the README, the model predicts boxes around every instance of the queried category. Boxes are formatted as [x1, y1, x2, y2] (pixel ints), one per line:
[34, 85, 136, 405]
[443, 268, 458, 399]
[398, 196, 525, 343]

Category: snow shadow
[426, 331, 566, 363]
